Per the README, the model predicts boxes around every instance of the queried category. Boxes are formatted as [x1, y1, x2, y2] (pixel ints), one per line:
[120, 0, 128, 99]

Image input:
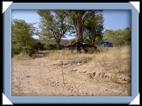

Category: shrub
[44, 43, 57, 50]
[12, 19, 37, 57]
[103, 28, 131, 46]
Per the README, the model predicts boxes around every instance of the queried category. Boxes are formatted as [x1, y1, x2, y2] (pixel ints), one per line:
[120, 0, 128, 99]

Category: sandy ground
[12, 47, 131, 96]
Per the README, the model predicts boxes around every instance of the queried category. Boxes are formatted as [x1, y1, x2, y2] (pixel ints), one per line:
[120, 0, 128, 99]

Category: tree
[12, 19, 35, 56]
[66, 10, 89, 43]
[103, 28, 131, 46]
[66, 10, 103, 44]
[37, 10, 68, 49]
[84, 11, 104, 45]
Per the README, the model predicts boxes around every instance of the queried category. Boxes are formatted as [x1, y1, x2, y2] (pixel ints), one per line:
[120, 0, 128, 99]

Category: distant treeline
[103, 28, 131, 46]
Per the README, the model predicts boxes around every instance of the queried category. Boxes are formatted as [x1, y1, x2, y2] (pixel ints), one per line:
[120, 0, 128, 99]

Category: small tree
[12, 19, 35, 56]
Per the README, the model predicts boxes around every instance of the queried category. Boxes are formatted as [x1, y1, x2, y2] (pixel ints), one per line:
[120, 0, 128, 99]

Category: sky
[12, 10, 131, 39]
[102, 10, 131, 31]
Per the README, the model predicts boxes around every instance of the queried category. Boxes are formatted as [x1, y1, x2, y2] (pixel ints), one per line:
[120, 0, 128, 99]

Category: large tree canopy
[66, 10, 87, 42]
[37, 10, 104, 52]
[37, 10, 69, 49]
[66, 10, 104, 44]
[84, 11, 104, 45]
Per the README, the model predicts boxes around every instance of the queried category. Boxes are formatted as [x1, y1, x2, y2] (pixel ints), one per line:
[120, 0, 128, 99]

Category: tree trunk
[73, 18, 84, 43]
[92, 35, 96, 46]
[56, 39, 61, 49]
[77, 25, 83, 43]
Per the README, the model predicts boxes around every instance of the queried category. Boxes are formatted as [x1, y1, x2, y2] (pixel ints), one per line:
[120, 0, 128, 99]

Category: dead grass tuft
[13, 53, 32, 60]
[47, 50, 93, 60]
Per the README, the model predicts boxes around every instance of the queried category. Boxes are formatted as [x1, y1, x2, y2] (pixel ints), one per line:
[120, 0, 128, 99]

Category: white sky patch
[32, 35, 39, 39]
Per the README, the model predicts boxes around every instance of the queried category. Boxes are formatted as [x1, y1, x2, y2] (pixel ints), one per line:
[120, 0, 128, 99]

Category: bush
[32, 41, 45, 50]
[44, 43, 57, 50]
[43, 42, 65, 50]
[12, 19, 37, 57]
[103, 28, 131, 46]
[12, 45, 22, 57]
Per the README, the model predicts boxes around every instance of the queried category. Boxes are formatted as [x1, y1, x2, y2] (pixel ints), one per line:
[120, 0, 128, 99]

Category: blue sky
[102, 10, 131, 31]
[12, 10, 131, 39]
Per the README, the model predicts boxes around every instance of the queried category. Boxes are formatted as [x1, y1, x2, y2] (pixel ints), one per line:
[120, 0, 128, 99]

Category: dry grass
[47, 50, 93, 60]
[13, 53, 32, 60]
[47, 46, 130, 64]
[91, 46, 131, 84]
[93, 46, 130, 62]
[43, 46, 131, 84]
[12, 46, 131, 96]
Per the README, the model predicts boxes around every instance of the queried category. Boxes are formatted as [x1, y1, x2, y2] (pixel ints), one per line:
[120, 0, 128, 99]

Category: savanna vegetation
[12, 10, 131, 96]
[12, 10, 131, 57]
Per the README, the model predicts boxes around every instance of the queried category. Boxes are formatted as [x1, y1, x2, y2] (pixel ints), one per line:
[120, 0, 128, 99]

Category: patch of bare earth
[12, 46, 131, 96]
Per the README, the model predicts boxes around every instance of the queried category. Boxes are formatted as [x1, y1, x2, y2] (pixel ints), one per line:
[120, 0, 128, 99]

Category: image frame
[3, 2, 139, 104]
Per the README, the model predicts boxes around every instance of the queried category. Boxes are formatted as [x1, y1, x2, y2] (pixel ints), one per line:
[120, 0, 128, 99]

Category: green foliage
[12, 19, 36, 56]
[12, 10, 130, 56]
[83, 11, 104, 45]
[66, 10, 90, 42]
[37, 10, 104, 48]
[103, 28, 131, 46]
[37, 10, 68, 49]
[43, 43, 64, 50]
[43, 43, 57, 50]
[66, 10, 104, 44]
[32, 40, 45, 51]
[95, 35, 104, 43]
